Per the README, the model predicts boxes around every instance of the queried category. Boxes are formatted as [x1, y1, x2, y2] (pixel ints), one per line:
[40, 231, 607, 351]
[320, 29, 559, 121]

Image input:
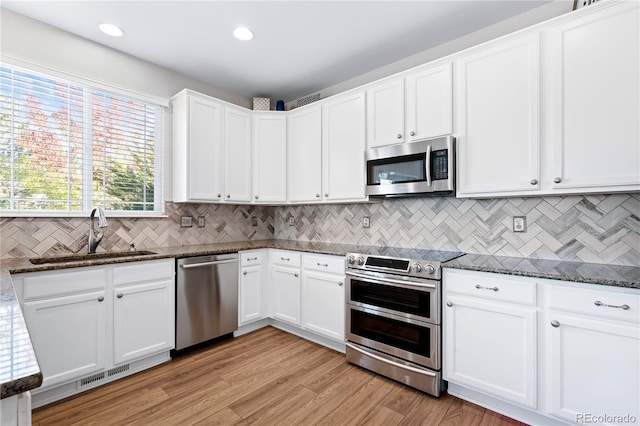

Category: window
[0, 64, 164, 215]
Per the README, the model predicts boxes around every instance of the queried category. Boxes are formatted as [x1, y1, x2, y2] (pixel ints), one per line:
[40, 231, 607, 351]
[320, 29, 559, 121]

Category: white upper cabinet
[405, 62, 453, 142]
[545, 1, 640, 193]
[455, 34, 541, 197]
[322, 91, 367, 202]
[366, 78, 405, 148]
[172, 90, 224, 202]
[287, 106, 322, 202]
[253, 113, 287, 203]
[224, 105, 252, 202]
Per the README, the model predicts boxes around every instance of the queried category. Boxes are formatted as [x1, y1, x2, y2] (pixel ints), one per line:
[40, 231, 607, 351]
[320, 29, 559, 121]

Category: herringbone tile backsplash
[1, 194, 638, 266]
[0, 203, 273, 259]
[274, 194, 640, 267]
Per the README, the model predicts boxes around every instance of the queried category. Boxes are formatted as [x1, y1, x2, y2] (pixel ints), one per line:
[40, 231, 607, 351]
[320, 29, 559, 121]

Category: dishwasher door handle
[179, 259, 238, 269]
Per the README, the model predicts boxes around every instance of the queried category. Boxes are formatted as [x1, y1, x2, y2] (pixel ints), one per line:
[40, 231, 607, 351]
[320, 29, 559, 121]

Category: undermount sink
[29, 250, 157, 265]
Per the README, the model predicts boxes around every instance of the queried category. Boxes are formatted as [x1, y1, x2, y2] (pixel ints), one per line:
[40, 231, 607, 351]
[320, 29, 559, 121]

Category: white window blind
[0, 64, 164, 214]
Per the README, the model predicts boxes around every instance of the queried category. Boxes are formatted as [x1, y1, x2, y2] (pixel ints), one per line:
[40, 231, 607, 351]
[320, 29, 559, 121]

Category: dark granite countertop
[2, 239, 638, 399]
[444, 253, 640, 289]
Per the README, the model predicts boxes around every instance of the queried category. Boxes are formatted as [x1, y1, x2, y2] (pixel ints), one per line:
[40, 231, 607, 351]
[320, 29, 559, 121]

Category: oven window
[351, 279, 431, 318]
[367, 153, 426, 185]
[350, 309, 432, 358]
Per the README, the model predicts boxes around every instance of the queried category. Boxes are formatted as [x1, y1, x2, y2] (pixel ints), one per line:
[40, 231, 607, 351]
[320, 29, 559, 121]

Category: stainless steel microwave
[365, 136, 455, 197]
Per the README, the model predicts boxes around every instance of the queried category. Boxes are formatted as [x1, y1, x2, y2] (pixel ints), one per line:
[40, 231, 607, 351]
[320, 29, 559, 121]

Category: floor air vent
[80, 372, 105, 387]
[108, 364, 130, 377]
[296, 93, 321, 108]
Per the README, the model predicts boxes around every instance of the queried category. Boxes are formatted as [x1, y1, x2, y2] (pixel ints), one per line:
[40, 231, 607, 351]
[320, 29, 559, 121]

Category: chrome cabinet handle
[97, 296, 104, 302]
[324, 193, 329, 197]
[410, 131, 416, 136]
[594, 300, 630, 310]
[226, 194, 231, 198]
[530, 179, 538, 185]
[446, 301, 453, 307]
[317, 262, 328, 267]
[217, 194, 221, 198]
[255, 195, 259, 200]
[338, 282, 343, 286]
[281, 257, 290, 261]
[475, 284, 499, 292]
[243, 271, 247, 276]
[294, 273, 299, 277]
[117, 293, 123, 299]
[247, 257, 258, 261]
[553, 177, 562, 183]
[396, 133, 402, 139]
[551, 320, 560, 328]
[316, 194, 320, 198]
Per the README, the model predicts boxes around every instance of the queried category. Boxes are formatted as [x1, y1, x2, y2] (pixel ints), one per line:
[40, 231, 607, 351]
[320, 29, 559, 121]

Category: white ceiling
[2, 1, 552, 102]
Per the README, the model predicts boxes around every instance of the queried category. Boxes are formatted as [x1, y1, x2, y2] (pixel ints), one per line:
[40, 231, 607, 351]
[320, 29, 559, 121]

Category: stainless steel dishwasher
[175, 253, 238, 351]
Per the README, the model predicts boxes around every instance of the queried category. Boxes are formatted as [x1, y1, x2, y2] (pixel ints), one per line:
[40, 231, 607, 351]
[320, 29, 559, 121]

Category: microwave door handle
[425, 145, 432, 187]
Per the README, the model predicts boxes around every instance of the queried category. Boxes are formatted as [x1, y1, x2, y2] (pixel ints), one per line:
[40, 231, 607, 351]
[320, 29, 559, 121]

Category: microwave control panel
[431, 149, 449, 180]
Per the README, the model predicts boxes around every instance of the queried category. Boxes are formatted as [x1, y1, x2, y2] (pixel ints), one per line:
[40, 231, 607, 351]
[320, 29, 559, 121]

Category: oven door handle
[346, 272, 436, 289]
[346, 342, 436, 377]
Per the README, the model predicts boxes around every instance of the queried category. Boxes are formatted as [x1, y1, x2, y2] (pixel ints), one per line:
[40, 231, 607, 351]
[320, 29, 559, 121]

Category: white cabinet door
[366, 78, 405, 148]
[113, 279, 175, 365]
[546, 313, 640, 424]
[253, 113, 287, 203]
[302, 270, 345, 342]
[455, 34, 540, 196]
[322, 91, 367, 202]
[173, 92, 224, 202]
[287, 106, 322, 203]
[23, 291, 106, 388]
[547, 2, 640, 192]
[444, 295, 537, 408]
[224, 105, 252, 202]
[239, 265, 263, 325]
[271, 265, 301, 326]
[405, 62, 453, 141]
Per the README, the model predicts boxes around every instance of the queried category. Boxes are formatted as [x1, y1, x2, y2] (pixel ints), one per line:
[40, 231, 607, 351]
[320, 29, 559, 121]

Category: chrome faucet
[88, 207, 109, 254]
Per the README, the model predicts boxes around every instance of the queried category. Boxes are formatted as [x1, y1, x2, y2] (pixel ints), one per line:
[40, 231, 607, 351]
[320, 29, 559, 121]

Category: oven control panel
[346, 253, 442, 280]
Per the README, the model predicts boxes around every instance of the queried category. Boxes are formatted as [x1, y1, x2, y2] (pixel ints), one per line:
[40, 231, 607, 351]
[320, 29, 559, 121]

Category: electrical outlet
[288, 215, 295, 226]
[513, 216, 526, 233]
[251, 216, 258, 227]
[363, 216, 370, 228]
[197, 216, 205, 227]
[180, 216, 192, 227]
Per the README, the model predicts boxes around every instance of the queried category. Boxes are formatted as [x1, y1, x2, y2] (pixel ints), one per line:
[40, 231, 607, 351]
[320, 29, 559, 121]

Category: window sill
[0, 211, 168, 219]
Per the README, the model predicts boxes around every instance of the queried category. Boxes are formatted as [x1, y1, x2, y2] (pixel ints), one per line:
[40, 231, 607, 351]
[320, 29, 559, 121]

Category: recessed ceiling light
[98, 22, 124, 37]
[233, 27, 254, 41]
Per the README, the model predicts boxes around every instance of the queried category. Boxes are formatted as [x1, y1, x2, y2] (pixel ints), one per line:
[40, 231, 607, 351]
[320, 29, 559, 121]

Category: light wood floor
[32, 326, 525, 426]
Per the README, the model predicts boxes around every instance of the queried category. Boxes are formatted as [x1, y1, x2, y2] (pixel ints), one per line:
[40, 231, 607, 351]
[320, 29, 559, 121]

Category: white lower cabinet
[443, 269, 537, 409]
[272, 264, 302, 326]
[13, 259, 175, 407]
[544, 284, 640, 424]
[444, 268, 640, 425]
[239, 250, 265, 325]
[301, 254, 345, 342]
[23, 290, 107, 389]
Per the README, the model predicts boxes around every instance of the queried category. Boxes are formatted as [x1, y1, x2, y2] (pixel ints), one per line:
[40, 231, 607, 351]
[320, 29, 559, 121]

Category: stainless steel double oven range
[345, 250, 463, 397]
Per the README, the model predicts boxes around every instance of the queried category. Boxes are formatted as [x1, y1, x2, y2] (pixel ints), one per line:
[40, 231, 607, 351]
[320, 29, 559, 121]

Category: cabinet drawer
[546, 283, 640, 323]
[303, 254, 345, 275]
[444, 269, 536, 306]
[271, 250, 301, 267]
[113, 259, 174, 286]
[22, 267, 107, 300]
[240, 251, 263, 266]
